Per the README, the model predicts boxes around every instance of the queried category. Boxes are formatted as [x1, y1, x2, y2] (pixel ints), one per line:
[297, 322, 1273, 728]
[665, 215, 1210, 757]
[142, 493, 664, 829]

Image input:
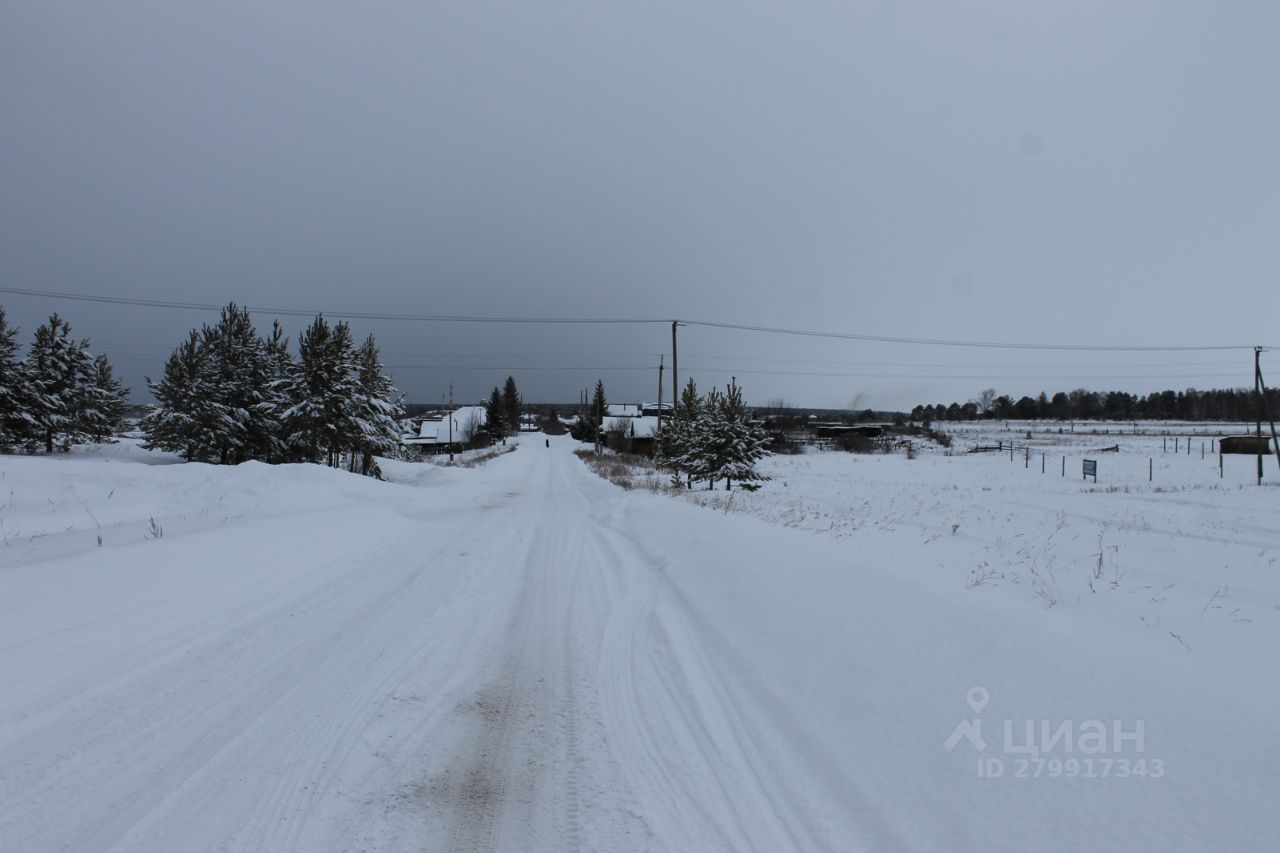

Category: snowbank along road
[1, 435, 1277, 851]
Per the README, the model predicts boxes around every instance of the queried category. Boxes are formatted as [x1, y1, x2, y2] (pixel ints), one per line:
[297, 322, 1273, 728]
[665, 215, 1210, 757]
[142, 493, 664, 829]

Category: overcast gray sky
[2, 1, 1277, 409]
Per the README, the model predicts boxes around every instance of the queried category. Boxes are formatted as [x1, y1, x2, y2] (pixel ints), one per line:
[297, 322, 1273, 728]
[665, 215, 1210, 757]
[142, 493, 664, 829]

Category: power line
[1, 284, 1266, 352]
[679, 353, 1246, 369]
[681, 319, 1258, 352]
[0, 286, 661, 325]
[378, 363, 1247, 382]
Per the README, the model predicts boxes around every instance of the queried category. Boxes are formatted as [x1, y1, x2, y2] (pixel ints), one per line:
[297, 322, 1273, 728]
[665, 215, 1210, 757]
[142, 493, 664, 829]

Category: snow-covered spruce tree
[24, 313, 93, 453]
[485, 386, 507, 440]
[283, 315, 360, 467]
[143, 330, 217, 461]
[0, 308, 33, 451]
[503, 375, 521, 435]
[200, 304, 275, 465]
[350, 334, 403, 477]
[77, 354, 130, 443]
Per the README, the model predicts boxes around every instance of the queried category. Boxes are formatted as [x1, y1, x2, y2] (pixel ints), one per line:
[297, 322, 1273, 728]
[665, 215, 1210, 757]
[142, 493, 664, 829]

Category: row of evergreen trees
[484, 376, 523, 439]
[914, 386, 1280, 424]
[141, 304, 402, 477]
[659, 378, 770, 491]
[0, 308, 129, 453]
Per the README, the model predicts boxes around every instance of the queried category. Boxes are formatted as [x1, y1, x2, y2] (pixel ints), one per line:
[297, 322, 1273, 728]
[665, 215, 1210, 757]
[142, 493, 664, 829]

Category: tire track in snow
[583, 490, 821, 852]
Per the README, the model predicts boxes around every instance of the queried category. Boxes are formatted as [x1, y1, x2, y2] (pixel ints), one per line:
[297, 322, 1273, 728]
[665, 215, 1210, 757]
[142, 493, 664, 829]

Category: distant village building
[604, 414, 661, 456]
[402, 405, 489, 453]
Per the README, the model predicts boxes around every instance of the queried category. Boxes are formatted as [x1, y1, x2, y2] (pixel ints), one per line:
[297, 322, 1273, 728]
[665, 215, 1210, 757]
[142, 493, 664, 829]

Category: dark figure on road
[545, 438, 550, 448]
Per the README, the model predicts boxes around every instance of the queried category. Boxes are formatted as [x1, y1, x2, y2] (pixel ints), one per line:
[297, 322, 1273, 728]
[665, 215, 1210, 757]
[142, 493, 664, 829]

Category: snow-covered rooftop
[408, 405, 488, 444]
[605, 415, 660, 438]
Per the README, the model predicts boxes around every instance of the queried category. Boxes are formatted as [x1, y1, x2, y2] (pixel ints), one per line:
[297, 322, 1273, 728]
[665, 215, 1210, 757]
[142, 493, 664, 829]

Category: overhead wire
[1, 285, 1268, 353]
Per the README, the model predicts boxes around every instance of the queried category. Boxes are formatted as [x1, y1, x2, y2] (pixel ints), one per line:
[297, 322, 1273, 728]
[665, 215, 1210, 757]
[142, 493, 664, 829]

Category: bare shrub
[575, 449, 672, 492]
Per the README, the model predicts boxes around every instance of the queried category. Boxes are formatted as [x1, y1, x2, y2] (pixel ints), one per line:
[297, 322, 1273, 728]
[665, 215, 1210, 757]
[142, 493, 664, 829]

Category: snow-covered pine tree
[503, 376, 521, 435]
[0, 308, 33, 451]
[283, 315, 360, 467]
[24, 313, 93, 453]
[485, 386, 507, 440]
[143, 330, 216, 461]
[658, 377, 699, 488]
[262, 320, 300, 462]
[77, 354, 129, 442]
[682, 386, 723, 488]
[351, 334, 403, 477]
[200, 304, 274, 464]
[711, 378, 770, 490]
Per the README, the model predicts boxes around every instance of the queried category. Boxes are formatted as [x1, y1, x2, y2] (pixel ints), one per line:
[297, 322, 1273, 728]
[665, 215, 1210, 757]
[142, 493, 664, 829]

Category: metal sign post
[1083, 459, 1097, 482]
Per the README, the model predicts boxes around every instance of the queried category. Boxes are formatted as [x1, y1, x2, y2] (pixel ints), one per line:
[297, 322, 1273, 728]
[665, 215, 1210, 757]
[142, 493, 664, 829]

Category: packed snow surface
[1, 430, 1278, 851]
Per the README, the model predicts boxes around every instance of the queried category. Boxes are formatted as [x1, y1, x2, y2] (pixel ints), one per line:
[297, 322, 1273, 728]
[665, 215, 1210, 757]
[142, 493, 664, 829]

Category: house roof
[605, 415, 660, 438]
[408, 405, 488, 444]
[606, 403, 641, 417]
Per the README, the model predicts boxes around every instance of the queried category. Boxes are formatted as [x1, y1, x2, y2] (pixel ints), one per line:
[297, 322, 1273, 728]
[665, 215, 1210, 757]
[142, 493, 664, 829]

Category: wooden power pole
[671, 321, 680, 410]
[1255, 347, 1280, 476]
[1256, 348, 1264, 485]
[656, 354, 664, 434]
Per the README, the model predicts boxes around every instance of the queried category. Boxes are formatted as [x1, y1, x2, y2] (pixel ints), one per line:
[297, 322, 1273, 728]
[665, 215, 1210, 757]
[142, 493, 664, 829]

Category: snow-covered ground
[2, 432, 1277, 851]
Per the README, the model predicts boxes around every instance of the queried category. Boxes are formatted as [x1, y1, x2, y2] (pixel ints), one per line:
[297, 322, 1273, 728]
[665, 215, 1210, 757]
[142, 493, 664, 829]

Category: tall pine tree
[485, 386, 507, 440]
[201, 304, 274, 464]
[262, 319, 299, 462]
[0, 308, 32, 450]
[25, 313, 92, 452]
[143, 330, 216, 461]
[283, 316, 360, 467]
[502, 376, 521, 435]
[350, 334, 402, 477]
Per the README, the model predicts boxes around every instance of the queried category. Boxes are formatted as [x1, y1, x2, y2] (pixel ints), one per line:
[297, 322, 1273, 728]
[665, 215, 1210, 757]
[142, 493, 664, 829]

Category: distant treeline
[911, 387, 1280, 423]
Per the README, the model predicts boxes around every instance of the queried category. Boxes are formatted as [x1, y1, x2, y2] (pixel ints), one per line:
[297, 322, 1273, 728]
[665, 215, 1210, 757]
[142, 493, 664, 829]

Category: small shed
[1220, 435, 1274, 455]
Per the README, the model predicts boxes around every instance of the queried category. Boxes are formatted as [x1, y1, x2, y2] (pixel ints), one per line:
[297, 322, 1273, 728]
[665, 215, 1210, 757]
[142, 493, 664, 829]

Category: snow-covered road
[2, 436, 1277, 851]
[0, 439, 821, 851]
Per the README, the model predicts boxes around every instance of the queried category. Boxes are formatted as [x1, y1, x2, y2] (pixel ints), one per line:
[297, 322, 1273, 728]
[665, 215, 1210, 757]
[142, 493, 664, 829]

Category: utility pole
[671, 321, 680, 408]
[1256, 348, 1263, 484]
[1255, 347, 1280, 475]
[448, 382, 454, 463]
[656, 354, 664, 434]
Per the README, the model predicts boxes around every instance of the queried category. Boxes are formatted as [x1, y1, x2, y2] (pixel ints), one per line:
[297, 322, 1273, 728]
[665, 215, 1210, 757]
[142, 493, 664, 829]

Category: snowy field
[2, 431, 1278, 851]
